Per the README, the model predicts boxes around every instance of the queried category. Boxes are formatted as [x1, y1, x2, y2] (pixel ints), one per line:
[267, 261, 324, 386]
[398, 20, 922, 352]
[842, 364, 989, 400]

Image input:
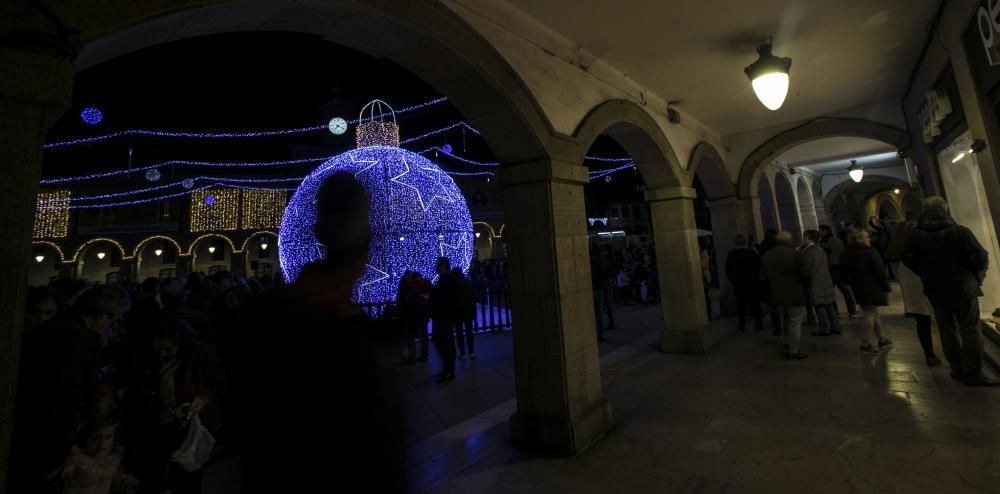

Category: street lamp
[745, 39, 792, 111]
[848, 160, 864, 183]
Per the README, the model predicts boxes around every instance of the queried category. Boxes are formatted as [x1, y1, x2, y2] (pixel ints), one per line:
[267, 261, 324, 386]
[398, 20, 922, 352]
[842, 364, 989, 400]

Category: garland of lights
[33, 190, 70, 238]
[190, 189, 241, 232]
[279, 100, 474, 303]
[241, 189, 287, 230]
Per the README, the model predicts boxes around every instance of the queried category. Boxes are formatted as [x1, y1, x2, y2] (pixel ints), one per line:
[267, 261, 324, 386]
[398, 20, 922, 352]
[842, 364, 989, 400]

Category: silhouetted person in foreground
[903, 196, 997, 386]
[431, 257, 459, 382]
[725, 234, 763, 332]
[760, 231, 808, 360]
[453, 267, 477, 360]
[243, 172, 406, 492]
[11, 285, 131, 493]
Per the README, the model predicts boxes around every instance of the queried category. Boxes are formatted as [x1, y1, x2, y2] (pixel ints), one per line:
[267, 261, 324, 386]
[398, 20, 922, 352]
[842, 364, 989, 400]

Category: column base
[510, 398, 614, 456]
[660, 328, 713, 354]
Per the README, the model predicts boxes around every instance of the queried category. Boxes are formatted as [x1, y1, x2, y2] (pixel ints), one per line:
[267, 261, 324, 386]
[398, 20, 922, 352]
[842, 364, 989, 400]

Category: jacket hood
[917, 208, 957, 232]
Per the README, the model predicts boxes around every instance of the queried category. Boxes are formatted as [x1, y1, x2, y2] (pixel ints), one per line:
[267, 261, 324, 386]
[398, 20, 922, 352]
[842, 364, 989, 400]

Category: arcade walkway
[417, 287, 1000, 493]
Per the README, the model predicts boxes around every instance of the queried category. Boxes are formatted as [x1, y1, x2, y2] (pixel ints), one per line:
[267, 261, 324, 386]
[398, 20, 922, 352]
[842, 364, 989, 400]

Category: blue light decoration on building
[145, 168, 161, 182]
[80, 107, 103, 125]
[204, 194, 215, 206]
[182, 178, 195, 189]
[280, 100, 474, 303]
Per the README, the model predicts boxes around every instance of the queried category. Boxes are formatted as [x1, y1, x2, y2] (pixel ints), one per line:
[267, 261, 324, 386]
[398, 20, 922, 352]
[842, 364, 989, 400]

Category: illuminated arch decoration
[280, 100, 474, 303]
[133, 235, 183, 258]
[240, 231, 278, 252]
[32, 241, 66, 263]
[473, 221, 502, 238]
[71, 238, 127, 263]
[186, 233, 237, 256]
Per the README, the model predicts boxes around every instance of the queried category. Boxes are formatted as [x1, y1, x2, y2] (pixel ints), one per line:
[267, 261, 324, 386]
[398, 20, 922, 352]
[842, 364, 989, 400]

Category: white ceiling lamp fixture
[208, 246, 217, 254]
[848, 160, 864, 183]
[154, 249, 163, 256]
[745, 39, 792, 111]
[35, 255, 45, 263]
[951, 151, 967, 163]
[475, 232, 481, 238]
[97, 252, 106, 260]
[893, 188, 901, 195]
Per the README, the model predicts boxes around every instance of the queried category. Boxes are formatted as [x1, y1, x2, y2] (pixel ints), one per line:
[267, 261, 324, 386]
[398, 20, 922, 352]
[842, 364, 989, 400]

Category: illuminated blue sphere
[181, 178, 195, 189]
[80, 107, 103, 125]
[442, 143, 453, 154]
[279, 145, 474, 303]
[204, 195, 215, 206]
[145, 168, 161, 182]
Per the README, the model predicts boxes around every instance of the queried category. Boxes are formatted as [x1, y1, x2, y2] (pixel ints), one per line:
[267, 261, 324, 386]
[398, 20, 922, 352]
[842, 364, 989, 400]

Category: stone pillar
[58, 261, 78, 280]
[176, 255, 193, 278]
[647, 186, 710, 353]
[0, 47, 74, 487]
[497, 159, 613, 456]
[707, 197, 741, 316]
[230, 251, 247, 278]
[118, 259, 137, 284]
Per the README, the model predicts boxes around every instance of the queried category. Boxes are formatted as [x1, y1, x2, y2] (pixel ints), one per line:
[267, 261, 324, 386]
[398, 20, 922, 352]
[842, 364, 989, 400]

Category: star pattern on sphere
[438, 233, 469, 259]
[351, 154, 381, 180]
[356, 263, 390, 300]
[421, 165, 462, 202]
[391, 155, 455, 212]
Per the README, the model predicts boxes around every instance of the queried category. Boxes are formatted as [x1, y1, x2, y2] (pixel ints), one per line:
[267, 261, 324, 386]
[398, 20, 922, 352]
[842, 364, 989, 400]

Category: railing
[360, 284, 513, 333]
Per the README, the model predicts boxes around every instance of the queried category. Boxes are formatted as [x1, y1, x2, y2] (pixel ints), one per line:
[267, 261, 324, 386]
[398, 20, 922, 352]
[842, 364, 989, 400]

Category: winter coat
[799, 243, 836, 305]
[724, 247, 760, 292]
[454, 274, 477, 321]
[840, 244, 890, 306]
[820, 235, 846, 266]
[431, 272, 460, 320]
[902, 207, 989, 300]
[760, 244, 807, 307]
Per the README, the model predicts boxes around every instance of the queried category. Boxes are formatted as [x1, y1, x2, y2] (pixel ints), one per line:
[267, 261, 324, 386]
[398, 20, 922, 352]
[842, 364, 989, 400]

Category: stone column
[230, 251, 247, 278]
[707, 197, 742, 317]
[118, 258, 137, 284]
[0, 47, 74, 486]
[58, 261, 78, 280]
[497, 159, 613, 456]
[647, 186, 710, 353]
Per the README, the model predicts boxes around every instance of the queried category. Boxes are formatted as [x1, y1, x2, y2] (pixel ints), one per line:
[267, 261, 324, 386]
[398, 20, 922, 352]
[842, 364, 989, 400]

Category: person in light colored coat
[800, 230, 839, 336]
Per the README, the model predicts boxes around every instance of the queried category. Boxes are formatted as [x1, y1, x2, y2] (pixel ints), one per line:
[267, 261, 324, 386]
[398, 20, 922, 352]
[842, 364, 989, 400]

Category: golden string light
[33, 190, 71, 238]
[241, 190, 287, 230]
[190, 189, 240, 232]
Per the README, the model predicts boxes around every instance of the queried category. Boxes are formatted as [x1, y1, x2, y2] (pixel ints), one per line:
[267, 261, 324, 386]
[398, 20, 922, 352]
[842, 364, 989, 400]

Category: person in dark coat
[841, 228, 892, 355]
[10, 285, 130, 493]
[403, 272, 433, 363]
[241, 172, 406, 493]
[756, 229, 783, 336]
[801, 230, 839, 336]
[820, 224, 858, 317]
[431, 257, 459, 382]
[452, 267, 477, 360]
[725, 234, 763, 331]
[903, 196, 996, 385]
[759, 231, 808, 359]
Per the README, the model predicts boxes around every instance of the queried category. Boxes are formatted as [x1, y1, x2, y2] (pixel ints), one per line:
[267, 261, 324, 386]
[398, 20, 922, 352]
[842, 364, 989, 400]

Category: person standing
[760, 231, 808, 359]
[402, 272, 432, 364]
[841, 229, 892, 355]
[431, 257, 459, 382]
[699, 237, 713, 320]
[452, 267, 477, 360]
[819, 224, 858, 318]
[903, 196, 996, 385]
[757, 229, 783, 336]
[801, 230, 840, 336]
[890, 220, 942, 367]
[725, 234, 763, 331]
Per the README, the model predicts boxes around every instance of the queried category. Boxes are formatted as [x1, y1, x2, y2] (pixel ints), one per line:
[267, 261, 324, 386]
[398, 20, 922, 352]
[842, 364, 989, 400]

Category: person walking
[889, 220, 942, 367]
[903, 196, 996, 385]
[725, 234, 763, 331]
[820, 224, 858, 318]
[431, 257, 459, 382]
[841, 229, 892, 355]
[801, 230, 840, 336]
[452, 267, 477, 360]
[760, 231, 809, 359]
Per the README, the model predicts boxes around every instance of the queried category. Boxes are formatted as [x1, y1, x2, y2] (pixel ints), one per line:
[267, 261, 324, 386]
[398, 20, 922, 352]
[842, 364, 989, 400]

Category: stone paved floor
[420, 286, 1000, 493]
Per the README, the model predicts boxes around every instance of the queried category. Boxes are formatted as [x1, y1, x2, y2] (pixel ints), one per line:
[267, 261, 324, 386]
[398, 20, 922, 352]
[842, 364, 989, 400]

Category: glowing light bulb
[260, 242, 268, 250]
[475, 232, 481, 238]
[848, 160, 863, 183]
[208, 246, 216, 254]
[952, 152, 967, 163]
[35, 255, 45, 263]
[751, 72, 790, 111]
[154, 249, 163, 256]
[893, 188, 900, 195]
[97, 252, 106, 260]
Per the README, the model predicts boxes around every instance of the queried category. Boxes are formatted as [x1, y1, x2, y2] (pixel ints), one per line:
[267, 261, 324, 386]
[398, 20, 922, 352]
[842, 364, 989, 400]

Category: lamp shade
[848, 160, 863, 183]
[745, 41, 792, 111]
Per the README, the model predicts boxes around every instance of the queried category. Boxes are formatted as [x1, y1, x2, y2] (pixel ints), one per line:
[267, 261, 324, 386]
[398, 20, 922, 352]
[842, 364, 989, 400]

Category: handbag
[172, 415, 216, 472]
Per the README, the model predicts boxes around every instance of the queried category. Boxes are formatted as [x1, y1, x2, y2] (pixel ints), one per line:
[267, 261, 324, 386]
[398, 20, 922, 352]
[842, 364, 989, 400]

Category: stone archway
[0, 0, 625, 463]
[795, 176, 818, 231]
[774, 172, 801, 238]
[737, 118, 909, 236]
[756, 174, 779, 237]
[574, 100, 712, 354]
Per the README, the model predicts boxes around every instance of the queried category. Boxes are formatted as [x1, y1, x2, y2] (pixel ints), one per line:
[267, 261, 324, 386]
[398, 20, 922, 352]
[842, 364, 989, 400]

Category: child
[49, 421, 139, 494]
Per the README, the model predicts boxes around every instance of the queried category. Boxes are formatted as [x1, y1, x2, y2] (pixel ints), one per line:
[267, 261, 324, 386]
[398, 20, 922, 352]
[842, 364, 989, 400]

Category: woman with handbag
[125, 318, 224, 494]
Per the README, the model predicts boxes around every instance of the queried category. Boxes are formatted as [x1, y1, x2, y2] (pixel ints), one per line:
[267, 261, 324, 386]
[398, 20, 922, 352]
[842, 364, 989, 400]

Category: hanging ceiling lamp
[848, 160, 864, 183]
[745, 39, 792, 111]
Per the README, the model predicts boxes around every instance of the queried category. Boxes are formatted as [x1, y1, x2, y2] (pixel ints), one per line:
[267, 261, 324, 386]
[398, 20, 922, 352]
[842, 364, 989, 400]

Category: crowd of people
[723, 196, 997, 387]
[590, 242, 657, 342]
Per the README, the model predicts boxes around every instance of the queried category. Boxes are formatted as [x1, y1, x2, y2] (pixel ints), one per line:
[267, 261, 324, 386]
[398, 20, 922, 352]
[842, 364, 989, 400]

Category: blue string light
[45, 97, 448, 149]
[279, 145, 474, 303]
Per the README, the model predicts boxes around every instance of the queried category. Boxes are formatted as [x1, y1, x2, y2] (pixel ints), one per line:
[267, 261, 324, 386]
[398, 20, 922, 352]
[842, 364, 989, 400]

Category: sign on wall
[978, 0, 1000, 66]
[918, 90, 953, 143]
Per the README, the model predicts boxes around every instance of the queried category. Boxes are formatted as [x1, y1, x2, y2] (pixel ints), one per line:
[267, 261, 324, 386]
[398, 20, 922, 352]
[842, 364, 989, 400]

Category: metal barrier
[360, 284, 512, 333]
